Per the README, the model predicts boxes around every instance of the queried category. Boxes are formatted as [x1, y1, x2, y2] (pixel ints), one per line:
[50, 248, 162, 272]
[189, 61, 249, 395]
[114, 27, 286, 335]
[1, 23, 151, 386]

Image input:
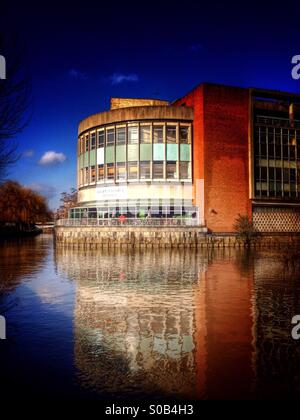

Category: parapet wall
[55, 226, 300, 249]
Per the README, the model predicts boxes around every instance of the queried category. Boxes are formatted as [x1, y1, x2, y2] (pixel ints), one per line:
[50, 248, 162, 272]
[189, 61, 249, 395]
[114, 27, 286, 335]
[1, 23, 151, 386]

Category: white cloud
[109, 73, 139, 85]
[39, 151, 66, 166]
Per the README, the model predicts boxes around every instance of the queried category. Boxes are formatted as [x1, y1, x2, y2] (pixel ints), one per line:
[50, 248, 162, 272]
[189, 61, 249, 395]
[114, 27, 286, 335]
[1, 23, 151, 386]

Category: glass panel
[85, 167, 89, 183]
[128, 161, 138, 180]
[140, 125, 151, 144]
[91, 132, 96, 150]
[128, 126, 139, 144]
[91, 165, 96, 182]
[180, 162, 190, 179]
[116, 127, 126, 145]
[166, 161, 177, 179]
[106, 163, 114, 180]
[106, 128, 115, 146]
[180, 126, 190, 144]
[85, 135, 89, 152]
[153, 125, 164, 143]
[98, 130, 105, 148]
[116, 162, 126, 180]
[153, 162, 164, 179]
[97, 164, 104, 181]
[166, 125, 177, 143]
[140, 161, 150, 179]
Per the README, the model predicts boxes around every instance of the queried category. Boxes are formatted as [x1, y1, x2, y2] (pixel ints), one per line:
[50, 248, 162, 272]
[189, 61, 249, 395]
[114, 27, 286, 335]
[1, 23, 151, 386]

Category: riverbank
[54, 225, 300, 248]
[0, 225, 42, 239]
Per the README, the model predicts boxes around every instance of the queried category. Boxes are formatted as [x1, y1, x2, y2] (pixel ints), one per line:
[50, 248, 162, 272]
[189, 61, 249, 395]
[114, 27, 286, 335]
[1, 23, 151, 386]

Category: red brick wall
[175, 84, 252, 232]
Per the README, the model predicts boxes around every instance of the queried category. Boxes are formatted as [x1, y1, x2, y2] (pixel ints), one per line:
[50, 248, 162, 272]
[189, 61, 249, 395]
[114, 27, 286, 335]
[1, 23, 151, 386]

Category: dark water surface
[0, 235, 300, 400]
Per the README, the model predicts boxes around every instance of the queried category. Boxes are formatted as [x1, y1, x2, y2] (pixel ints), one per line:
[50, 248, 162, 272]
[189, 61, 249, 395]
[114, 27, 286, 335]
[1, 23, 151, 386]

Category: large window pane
[85, 135, 89, 152]
[91, 132, 96, 150]
[128, 126, 138, 144]
[106, 128, 115, 146]
[166, 125, 177, 143]
[153, 126, 164, 143]
[128, 161, 138, 179]
[140, 161, 150, 179]
[97, 164, 104, 181]
[116, 162, 126, 180]
[106, 163, 114, 180]
[180, 162, 190, 179]
[166, 161, 177, 179]
[153, 162, 164, 179]
[91, 165, 96, 182]
[180, 126, 190, 144]
[98, 130, 105, 148]
[140, 125, 151, 144]
[116, 127, 126, 145]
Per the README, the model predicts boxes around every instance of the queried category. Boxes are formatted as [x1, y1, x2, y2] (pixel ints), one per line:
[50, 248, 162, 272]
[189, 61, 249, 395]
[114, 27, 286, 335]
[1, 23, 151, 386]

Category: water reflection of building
[55, 247, 256, 400]
[252, 253, 300, 399]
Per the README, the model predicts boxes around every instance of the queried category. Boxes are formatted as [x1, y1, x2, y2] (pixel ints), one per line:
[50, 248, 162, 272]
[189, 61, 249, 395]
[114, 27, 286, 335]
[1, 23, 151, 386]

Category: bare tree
[0, 33, 31, 181]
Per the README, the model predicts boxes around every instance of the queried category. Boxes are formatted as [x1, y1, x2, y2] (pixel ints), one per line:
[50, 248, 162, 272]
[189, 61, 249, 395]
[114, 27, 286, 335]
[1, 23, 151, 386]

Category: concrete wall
[55, 226, 300, 249]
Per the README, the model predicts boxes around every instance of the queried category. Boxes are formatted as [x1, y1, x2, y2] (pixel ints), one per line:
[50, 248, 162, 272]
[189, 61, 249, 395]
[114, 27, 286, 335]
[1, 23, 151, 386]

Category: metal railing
[55, 218, 199, 227]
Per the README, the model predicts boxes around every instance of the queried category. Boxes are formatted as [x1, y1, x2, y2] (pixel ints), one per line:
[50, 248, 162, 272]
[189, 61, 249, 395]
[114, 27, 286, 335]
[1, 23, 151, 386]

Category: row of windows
[80, 161, 191, 184]
[79, 123, 191, 154]
[254, 126, 300, 160]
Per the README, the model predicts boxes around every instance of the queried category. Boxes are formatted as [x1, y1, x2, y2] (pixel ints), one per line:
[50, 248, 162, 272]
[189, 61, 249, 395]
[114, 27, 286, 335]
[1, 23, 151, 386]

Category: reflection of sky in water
[1, 238, 300, 400]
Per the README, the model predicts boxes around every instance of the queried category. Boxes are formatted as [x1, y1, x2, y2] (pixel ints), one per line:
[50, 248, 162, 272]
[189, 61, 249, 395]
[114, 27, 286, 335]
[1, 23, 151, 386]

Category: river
[0, 235, 300, 400]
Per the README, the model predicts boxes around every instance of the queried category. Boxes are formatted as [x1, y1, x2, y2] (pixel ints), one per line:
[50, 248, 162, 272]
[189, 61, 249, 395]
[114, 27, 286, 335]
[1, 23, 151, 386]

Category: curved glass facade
[72, 114, 197, 219]
[78, 121, 192, 186]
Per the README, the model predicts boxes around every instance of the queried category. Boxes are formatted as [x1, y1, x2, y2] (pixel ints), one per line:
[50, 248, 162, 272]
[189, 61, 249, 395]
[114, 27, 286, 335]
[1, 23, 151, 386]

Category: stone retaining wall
[55, 226, 300, 249]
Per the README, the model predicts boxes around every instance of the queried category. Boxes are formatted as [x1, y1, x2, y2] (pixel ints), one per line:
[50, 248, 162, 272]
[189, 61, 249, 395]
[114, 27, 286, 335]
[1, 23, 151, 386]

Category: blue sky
[1, 0, 300, 209]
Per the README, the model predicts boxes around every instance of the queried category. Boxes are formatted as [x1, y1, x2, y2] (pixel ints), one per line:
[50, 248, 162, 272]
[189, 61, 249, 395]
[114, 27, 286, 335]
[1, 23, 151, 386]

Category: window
[128, 161, 138, 179]
[116, 127, 126, 145]
[91, 165, 96, 182]
[106, 163, 114, 180]
[180, 162, 190, 179]
[166, 125, 177, 143]
[85, 135, 89, 152]
[91, 132, 96, 150]
[80, 169, 83, 185]
[140, 125, 151, 144]
[128, 126, 138, 144]
[106, 128, 115, 146]
[153, 161, 164, 179]
[166, 161, 177, 179]
[180, 126, 190, 144]
[153, 126, 164, 143]
[116, 162, 126, 180]
[98, 164, 104, 181]
[85, 167, 89, 183]
[80, 137, 84, 154]
[140, 161, 150, 179]
[98, 130, 105, 148]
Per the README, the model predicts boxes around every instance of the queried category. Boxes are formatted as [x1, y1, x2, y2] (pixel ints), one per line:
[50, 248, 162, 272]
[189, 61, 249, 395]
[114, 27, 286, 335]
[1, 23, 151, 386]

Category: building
[70, 84, 300, 233]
